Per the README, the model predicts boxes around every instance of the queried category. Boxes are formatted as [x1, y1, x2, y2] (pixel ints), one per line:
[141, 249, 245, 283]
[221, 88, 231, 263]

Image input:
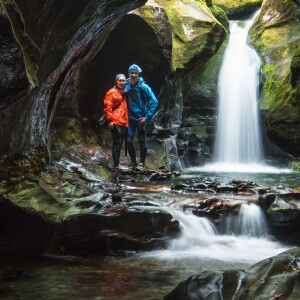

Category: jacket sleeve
[142, 85, 158, 123]
[103, 89, 114, 122]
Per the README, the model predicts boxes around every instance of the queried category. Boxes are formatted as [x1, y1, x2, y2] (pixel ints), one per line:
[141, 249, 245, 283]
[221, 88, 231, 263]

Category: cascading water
[140, 207, 287, 263]
[214, 13, 263, 165]
[220, 203, 269, 237]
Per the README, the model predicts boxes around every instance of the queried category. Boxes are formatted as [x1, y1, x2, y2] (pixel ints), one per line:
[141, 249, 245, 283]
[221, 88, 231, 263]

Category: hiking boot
[128, 163, 137, 170]
[135, 163, 145, 171]
[112, 166, 120, 172]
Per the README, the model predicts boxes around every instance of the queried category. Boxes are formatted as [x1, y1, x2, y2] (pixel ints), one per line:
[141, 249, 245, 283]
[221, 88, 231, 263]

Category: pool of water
[0, 255, 251, 300]
[182, 170, 300, 188]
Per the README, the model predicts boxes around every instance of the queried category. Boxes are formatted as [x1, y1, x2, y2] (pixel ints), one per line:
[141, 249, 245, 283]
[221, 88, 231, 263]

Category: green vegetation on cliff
[214, 0, 262, 15]
[134, 0, 226, 71]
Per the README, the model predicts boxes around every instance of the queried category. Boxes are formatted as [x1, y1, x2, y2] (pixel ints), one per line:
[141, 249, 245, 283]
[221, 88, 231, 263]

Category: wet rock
[164, 271, 229, 300]
[0, 197, 54, 256]
[149, 171, 180, 181]
[256, 193, 276, 212]
[54, 209, 180, 255]
[258, 186, 271, 195]
[171, 182, 211, 192]
[111, 193, 122, 203]
[267, 209, 300, 245]
[164, 247, 300, 300]
[216, 185, 238, 193]
[191, 198, 228, 221]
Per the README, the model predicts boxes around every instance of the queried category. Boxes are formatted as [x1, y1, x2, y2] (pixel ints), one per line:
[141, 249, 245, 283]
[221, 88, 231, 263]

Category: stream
[1, 170, 299, 300]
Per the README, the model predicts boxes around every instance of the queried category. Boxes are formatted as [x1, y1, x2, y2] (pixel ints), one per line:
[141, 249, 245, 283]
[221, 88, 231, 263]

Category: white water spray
[214, 13, 262, 164]
[140, 207, 288, 263]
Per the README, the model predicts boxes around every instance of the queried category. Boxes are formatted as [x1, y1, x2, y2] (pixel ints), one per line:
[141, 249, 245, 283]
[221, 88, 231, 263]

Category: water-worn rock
[164, 247, 300, 300]
[56, 208, 179, 255]
[0, 195, 179, 256]
[256, 192, 276, 212]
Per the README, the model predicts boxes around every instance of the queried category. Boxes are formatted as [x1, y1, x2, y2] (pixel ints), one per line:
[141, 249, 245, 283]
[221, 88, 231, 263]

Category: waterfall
[139, 207, 287, 263]
[214, 12, 263, 165]
[220, 203, 269, 237]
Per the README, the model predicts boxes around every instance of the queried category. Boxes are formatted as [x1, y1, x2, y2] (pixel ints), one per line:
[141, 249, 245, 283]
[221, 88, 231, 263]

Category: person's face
[129, 71, 139, 84]
[116, 76, 126, 89]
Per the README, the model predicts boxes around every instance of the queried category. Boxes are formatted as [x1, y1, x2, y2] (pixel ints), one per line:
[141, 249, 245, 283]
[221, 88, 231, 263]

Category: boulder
[164, 247, 300, 300]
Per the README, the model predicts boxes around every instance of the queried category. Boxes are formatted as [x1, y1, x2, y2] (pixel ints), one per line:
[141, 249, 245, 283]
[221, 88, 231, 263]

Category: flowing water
[214, 12, 262, 165]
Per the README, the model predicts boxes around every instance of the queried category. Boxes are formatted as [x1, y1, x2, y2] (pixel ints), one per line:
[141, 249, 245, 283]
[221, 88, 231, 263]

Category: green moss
[214, 0, 262, 15]
[0, 0, 40, 87]
[283, 0, 292, 6]
[96, 166, 110, 180]
[214, 0, 261, 9]
[288, 160, 300, 171]
[192, 125, 208, 138]
[136, 0, 226, 71]
[210, 5, 229, 31]
[260, 64, 277, 110]
[291, 43, 300, 86]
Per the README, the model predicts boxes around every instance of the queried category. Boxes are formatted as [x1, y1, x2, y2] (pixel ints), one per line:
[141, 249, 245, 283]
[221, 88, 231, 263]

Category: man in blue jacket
[126, 64, 158, 170]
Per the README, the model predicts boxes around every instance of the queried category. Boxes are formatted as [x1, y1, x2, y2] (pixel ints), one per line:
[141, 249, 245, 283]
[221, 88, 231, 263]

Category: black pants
[126, 118, 147, 165]
[111, 125, 127, 168]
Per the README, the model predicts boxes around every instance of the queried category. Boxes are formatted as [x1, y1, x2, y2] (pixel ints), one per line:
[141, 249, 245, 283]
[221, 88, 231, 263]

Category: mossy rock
[134, 0, 226, 71]
[266, 70, 300, 156]
[214, 0, 262, 16]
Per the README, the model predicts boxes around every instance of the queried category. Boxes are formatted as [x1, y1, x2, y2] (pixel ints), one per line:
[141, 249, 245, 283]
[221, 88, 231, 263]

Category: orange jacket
[103, 88, 128, 127]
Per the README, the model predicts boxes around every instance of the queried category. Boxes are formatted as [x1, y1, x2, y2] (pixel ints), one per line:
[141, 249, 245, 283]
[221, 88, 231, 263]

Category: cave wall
[56, 13, 171, 121]
[0, 0, 147, 156]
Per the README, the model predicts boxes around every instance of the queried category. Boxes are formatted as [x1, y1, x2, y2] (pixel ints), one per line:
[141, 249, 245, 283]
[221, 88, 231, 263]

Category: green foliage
[283, 0, 291, 6]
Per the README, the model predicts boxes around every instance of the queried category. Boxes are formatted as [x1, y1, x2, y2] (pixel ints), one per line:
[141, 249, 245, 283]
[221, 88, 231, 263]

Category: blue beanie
[128, 64, 142, 74]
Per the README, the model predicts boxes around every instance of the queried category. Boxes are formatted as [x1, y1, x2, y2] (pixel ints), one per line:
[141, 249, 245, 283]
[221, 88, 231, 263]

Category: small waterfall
[214, 12, 263, 164]
[139, 207, 287, 263]
[220, 203, 269, 237]
[164, 136, 183, 171]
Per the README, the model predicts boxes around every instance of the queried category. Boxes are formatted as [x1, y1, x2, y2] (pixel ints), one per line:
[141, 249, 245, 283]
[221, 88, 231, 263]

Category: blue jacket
[125, 77, 158, 123]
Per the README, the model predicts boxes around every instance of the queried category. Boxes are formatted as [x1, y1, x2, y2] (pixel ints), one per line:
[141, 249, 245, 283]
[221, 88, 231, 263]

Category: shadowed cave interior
[55, 14, 171, 122]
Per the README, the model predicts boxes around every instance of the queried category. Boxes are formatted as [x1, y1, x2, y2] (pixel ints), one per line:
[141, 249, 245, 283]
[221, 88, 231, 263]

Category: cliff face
[250, 0, 300, 156]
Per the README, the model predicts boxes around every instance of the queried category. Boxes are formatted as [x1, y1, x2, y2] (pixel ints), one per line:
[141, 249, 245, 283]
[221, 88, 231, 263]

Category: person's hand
[138, 117, 146, 124]
[108, 121, 114, 129]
